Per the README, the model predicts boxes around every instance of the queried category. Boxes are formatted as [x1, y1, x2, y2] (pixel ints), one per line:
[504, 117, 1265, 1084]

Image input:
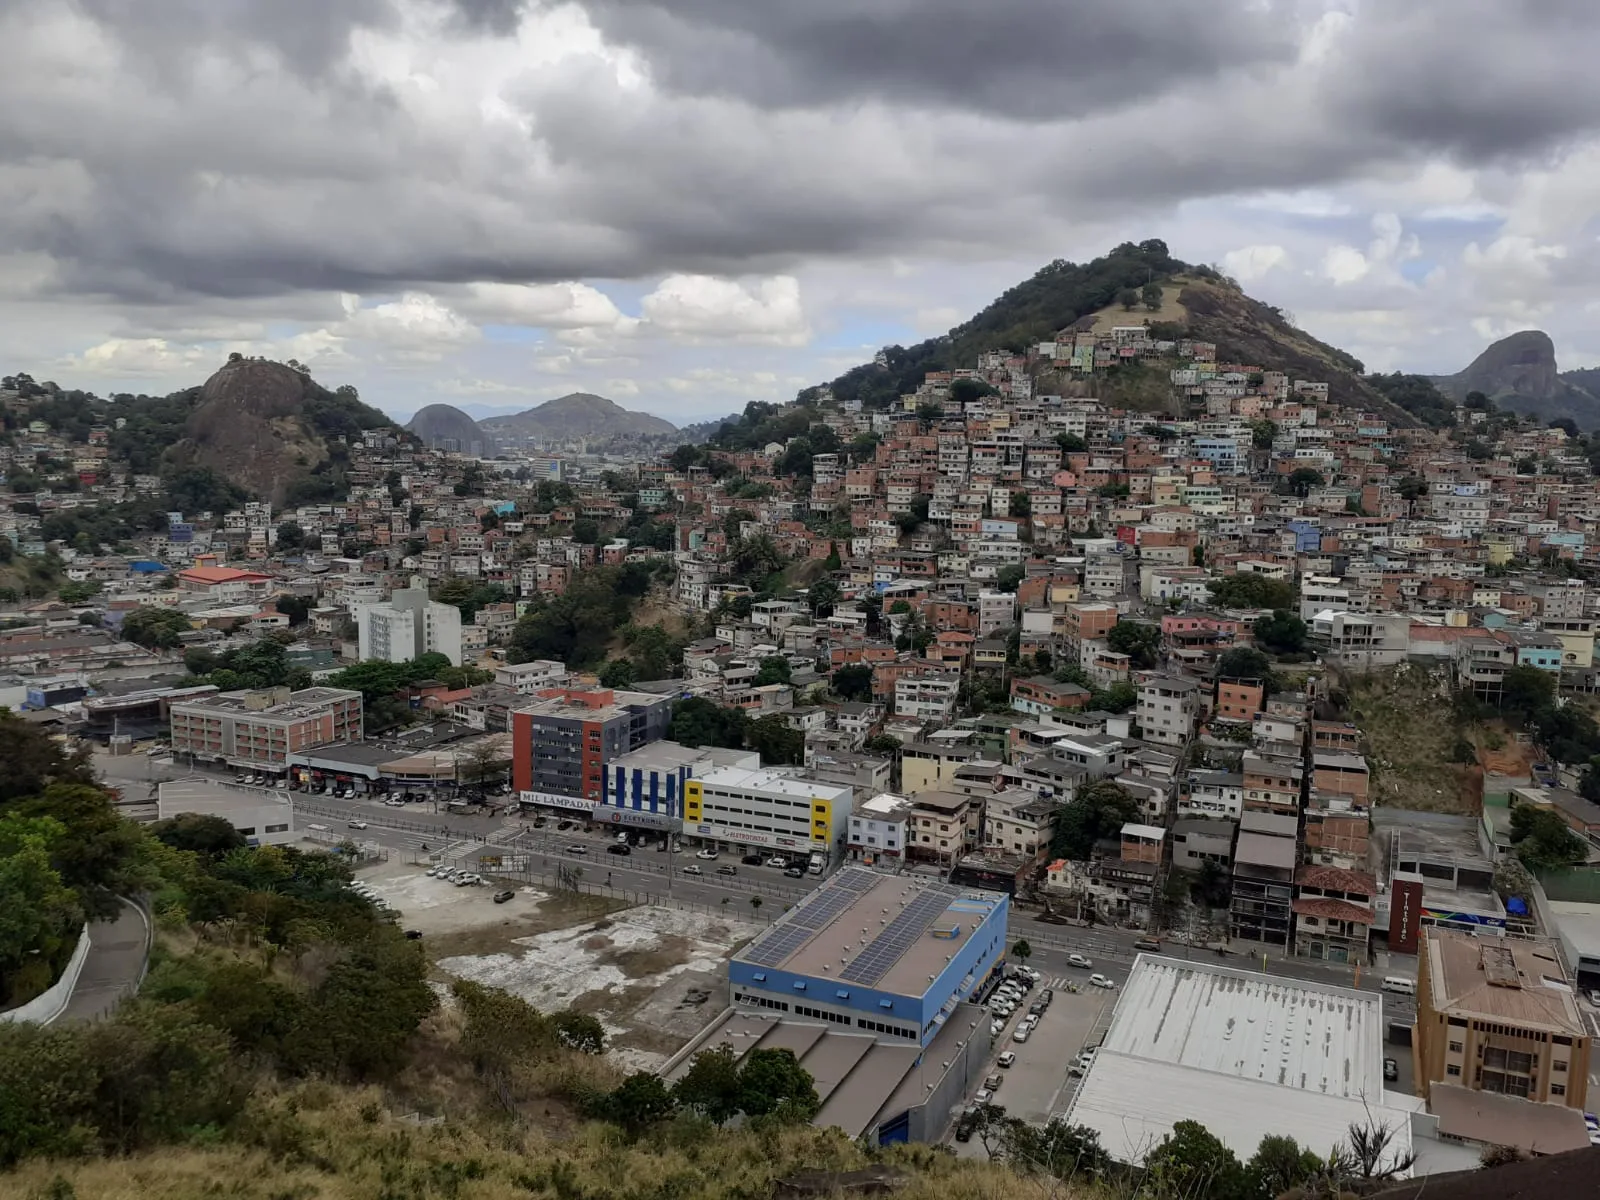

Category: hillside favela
[4, 7, 1600, 1200]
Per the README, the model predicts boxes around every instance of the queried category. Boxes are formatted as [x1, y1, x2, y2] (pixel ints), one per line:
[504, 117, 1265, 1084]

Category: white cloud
[69, 337, 210, 375]
[1221, 244, 1289, 282]
[1321, 244, 1370, 285]
[462, 281, 634, 331]
[640, 275, 810, 345]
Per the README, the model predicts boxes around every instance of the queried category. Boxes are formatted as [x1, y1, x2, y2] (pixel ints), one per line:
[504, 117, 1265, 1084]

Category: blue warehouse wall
[917, 894, 1009, 1036]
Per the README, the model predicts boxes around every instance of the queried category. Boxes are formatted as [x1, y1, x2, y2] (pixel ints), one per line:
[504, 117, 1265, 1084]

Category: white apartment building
[1181, 770, 1244, 819]
[1136, 675, 1200, 747]
[983, 786, 1058, 861]
[846, 791, 914, 862]
[355, 576, 465, 666]
[494, 659, 570, 693]
[684, 767, 853, 863]
[1311, 611, 1410, 669]
[894, 672, 960, 722]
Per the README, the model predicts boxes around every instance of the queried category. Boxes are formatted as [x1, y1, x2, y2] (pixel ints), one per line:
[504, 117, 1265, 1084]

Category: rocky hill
[478, 392, 677, 448]
[1430, 330, 1600, 427]
[169, 358, 400, 506]
[406, 402, 482, 449]
[812, 241, 1418, 427]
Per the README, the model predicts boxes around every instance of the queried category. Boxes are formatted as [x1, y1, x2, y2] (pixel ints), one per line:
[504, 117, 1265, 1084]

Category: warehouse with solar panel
[663, 866, 1011, 1144]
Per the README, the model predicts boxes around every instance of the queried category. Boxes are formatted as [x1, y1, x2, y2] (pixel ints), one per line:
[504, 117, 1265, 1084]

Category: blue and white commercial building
[598, 741, 757, 833]
[728, 867, 1010, 1046]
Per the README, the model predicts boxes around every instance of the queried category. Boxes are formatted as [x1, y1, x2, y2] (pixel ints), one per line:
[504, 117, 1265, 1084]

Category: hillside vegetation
[1342, 665, 1480, 814]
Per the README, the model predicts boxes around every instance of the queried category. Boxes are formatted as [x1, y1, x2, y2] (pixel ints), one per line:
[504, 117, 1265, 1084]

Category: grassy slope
[6, 1083, 1088, 1200]
[1345, 666, 1479, 814]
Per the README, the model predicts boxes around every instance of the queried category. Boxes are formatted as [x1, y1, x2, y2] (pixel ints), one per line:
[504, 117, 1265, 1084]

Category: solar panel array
[838, 884, 961, 986]
[741, 869, 880, 967]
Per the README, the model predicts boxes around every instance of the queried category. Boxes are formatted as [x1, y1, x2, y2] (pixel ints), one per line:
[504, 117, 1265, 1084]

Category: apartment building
[1171, 817, 1235, 873]
[1415, 929, 1589, 1112]
[1010, 675, 1091, 716]
[983, 786, 1057, 861]
[169, 685, 363, 771]
[907, 788, 980, 865]
[355, 576, 464, 666]
[1136, 675, 1199, 746]
[893, 671, 960, 722]
[846, 791, 915, 862]
[1291, 865, 1375, 964]
[510, 685, 673, 809]
[493, 659, 569, 693]
[1229, 810, 1298, 948]
[684, 766, 853, 862]
[900, 741, 979, 795]
[1241, 751, 1304, 817]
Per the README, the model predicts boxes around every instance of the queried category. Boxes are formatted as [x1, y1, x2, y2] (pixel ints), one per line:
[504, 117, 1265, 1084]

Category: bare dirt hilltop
[170, 358, 398, 506]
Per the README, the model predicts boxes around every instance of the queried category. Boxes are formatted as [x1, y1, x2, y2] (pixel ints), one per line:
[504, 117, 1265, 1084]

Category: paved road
[58, 899, 149, 1024]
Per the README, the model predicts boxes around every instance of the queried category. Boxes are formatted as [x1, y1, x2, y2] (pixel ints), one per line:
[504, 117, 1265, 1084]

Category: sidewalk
[58, 900, 149, 1024]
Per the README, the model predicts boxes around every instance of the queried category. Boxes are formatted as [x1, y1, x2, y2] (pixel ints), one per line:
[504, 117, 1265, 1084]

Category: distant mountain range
[1429, 330, 1600, 428]
[405, 392, 683, 452]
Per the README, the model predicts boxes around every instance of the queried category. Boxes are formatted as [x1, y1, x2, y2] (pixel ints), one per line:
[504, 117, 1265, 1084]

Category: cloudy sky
[5, 0, 1600, 426]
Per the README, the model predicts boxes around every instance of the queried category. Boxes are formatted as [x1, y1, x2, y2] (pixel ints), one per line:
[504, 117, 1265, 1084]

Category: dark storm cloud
[580, 0, 1300, 120]
[5, 0, 1600, 311]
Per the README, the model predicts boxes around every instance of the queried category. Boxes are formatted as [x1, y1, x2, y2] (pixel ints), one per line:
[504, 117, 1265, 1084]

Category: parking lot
[951, 965, 1120, 1155]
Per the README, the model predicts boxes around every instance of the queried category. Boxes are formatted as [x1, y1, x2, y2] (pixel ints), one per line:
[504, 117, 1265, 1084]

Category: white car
[1012, 1027, 1030, 1044]
[1067, 953, 1092, 969]
[990, 1021, 1004, 1037]
[1089, 974, 1116, 989]
[347, 820, 368, 830]
[766, 856, 788, 868]
[974, 1088, 993, 1104]
[695, 849, 719, 860]
[1022, 967, 1042, 982]
[996, 1051, 1016, 1069]
[993, 1002, 1014, 1018]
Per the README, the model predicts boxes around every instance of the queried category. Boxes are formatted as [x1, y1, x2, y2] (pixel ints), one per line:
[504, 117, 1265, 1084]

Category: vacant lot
[1346, 666, 1479, 814]
[357, 860, 759, 1072]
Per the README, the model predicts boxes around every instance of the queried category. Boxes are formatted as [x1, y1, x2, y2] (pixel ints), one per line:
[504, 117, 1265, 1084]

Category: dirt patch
[1088, 279, 1190, 334]
[602, 935, 695, 979]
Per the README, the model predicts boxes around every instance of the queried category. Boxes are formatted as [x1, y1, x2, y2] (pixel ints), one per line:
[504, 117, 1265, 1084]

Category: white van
[1382, 976, 1416, 996]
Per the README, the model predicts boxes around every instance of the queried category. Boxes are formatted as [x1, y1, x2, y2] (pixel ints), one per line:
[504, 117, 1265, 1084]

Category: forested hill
[815, 240, 1185, 410]
[806, 240, 1423, 427]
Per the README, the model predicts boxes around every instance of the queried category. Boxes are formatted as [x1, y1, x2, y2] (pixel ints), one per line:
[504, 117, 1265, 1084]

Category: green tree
[669, 697, 748, 749]
[571, 518, 601, 545]
[120, 606, 193, 649]
[598, 658, 637, 688]
[755, 656, 792, 686]
[551, 1009, 606, 1055]
[1245, 1133, 1324, 1198]
[0, 816, 83, 1007]
[832, 663, 873, 702]
[736, 1048, 819, 1121]
[1107, 620, 1161, 668]
[995, 564, 1025, 593]
[57, 580, 101, 605]
[1253, 609, 1307, 655]
[1051, 779, 1139, 861]
[807, 577, 840, 617]
[746, 714, 804, 766]
[1250, 418, 1278, 449]
[149, 813, 247, 860]
[1143, 1119, 1247, 1200]
[864, 733, 901, 754]
[1117, 287, 1139, 310]
[4, 783, 150, 919]
[1002, 1119, 1109, 1183]
[1215, 647, 1274, 686]
[1008, 491, 1031, 518]
[1510, 804, 1588, 872]
[672, 1043, 743, 1124]
[275, 521, 305, 551]
[1206, 573, 1296, 610]
[1056, 432, 1087, 454]
[598, 1071, 675, 1137]
[1011, 939, 1032, 963]
[1141, 281, 1163, 310]
[1498, 665, 1556, 724]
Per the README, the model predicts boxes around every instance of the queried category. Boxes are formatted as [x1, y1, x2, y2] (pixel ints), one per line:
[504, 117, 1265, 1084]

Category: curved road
[59, 899, 149, 1024]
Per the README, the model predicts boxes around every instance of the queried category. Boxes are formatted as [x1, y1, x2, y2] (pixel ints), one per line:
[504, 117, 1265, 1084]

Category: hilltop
[168, 357, 401, 506]
[812, 241, 1418, 427]
[1430, 329, 1600, 428]
[407, 402, 483, 449]
[478, 392, 677, 449]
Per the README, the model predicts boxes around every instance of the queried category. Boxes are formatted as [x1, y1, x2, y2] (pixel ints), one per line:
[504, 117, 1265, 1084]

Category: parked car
[784, 866, 805, 878]
[974, 1088, 993, 1104]
[984, 1073, 1002, 1091]
[557, 820, 573, 831]
[493, 890, 515, 904]
[682, 864, 704, 876]
[1383, 1058, 1399, 1082]
[1012, 1027, 1030, 1044]
[695, 849, 719, 860]
[766, 856, 788, 868]
[1089, 974, 1116, 989]
[532, 816, 547, 828]
[1028, 1001, 1045, 1016]
[1588, 989, 1600, 1007]
[990, 1021, 1004, 1037]
[741, 853, 764, 865]
[1040, 988, 1054, 1004]
[996, 1051, 1016, 1069]
[565, 844, 588, 855]
[403, 929, 422, 940]
[1067, 953, 1092, 969]
[716, 865, 738, 876]
[605, 843, 631, 855]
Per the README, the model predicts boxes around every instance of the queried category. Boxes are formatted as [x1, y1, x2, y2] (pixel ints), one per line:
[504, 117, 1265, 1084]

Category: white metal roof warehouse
[1064, 955, 1418, 1165]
